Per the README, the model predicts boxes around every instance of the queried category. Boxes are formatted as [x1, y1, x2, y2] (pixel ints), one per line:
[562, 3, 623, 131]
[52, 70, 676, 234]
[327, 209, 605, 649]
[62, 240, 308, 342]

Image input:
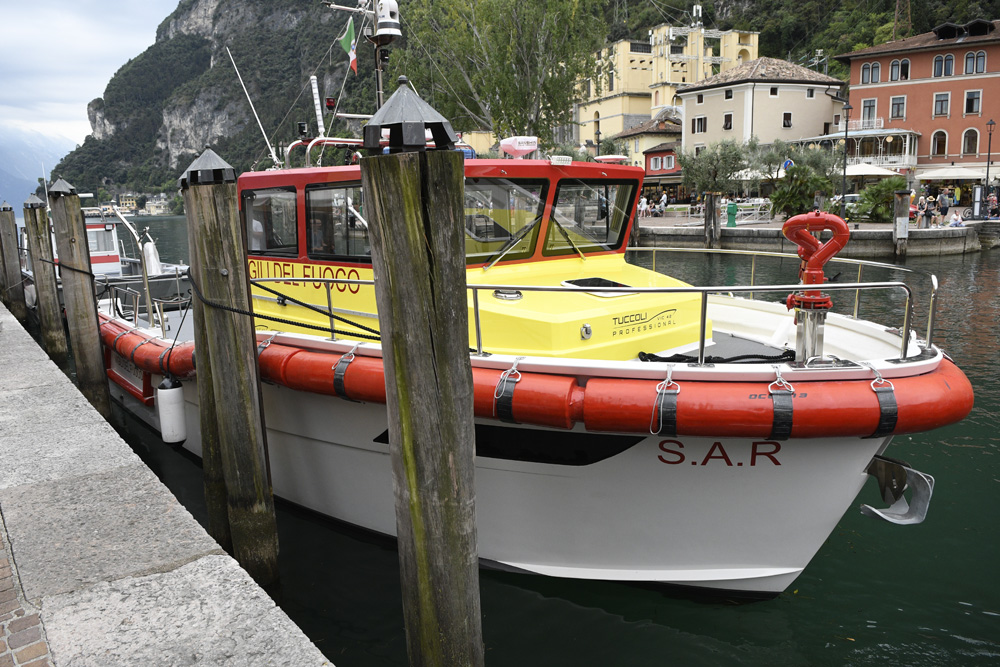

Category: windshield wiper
[482, 215, 541, 271]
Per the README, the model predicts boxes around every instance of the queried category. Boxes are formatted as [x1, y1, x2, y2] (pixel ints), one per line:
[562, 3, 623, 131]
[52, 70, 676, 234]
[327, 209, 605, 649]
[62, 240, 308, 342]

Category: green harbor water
[118, 216, 999, 665]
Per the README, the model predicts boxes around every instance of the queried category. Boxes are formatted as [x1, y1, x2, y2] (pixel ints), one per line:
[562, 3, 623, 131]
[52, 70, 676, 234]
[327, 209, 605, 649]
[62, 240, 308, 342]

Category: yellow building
[572, 21, 758, 163]
[118, 194, 137, 211]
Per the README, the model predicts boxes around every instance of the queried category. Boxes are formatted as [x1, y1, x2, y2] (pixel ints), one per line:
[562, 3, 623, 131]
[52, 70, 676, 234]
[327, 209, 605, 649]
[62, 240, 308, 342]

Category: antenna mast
[226, 47, 281, 167]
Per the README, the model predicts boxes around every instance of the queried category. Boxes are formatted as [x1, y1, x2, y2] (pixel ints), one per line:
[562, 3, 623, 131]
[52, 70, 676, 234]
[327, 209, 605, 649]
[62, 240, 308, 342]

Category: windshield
[543, 179, 636, 256]
[464, 178, 547, 265]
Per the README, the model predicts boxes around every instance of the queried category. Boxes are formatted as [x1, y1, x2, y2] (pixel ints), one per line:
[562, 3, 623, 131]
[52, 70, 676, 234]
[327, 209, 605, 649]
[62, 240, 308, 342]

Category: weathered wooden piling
[0, 202, 29, 323]
[180, 149, 276, 585]
[893, 189, 910, 260]
[704, 192, 721, 248]
[360, 78, 484, 667]
[182, 165, 232, 553]
[22, 194, 69, 367]
[49, 179, 112, 419]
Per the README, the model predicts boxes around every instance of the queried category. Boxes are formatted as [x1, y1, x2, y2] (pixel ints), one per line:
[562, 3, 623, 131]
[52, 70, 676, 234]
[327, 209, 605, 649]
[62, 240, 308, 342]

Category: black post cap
[24, 194, 46, 209]
[49, 177, 77, 198]
[0, 201, 12, 212]
[178, 147, 236, 189]
[363, 76, 458, 155]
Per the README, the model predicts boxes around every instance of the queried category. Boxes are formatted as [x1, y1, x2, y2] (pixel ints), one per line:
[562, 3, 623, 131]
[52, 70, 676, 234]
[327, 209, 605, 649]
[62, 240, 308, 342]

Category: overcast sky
[0, 0, 181, 146]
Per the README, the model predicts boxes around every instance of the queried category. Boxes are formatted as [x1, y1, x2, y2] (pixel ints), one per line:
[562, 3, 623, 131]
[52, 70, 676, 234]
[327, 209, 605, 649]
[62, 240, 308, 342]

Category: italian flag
[339, 17, 357, 75]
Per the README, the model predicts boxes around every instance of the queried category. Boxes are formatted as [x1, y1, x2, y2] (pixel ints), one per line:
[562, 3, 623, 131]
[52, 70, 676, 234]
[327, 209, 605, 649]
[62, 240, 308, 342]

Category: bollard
[22, 194, 69, 367]
[49, 178, 112, 420]
[180, 148, 277, 585]
[0, 202, 29, 323]
[360, 78, 484, 667]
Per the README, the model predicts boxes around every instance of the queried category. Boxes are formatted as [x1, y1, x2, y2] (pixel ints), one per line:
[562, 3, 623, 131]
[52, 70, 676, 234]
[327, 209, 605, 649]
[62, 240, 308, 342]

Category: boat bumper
[860, 455, 934, 525]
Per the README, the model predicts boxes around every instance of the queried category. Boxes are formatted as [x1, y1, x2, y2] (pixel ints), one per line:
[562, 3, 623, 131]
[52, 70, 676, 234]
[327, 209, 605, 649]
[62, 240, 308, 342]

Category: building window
[833, 113, 841, 126]
[694, 145, 705, 155]
[976, 51, 986, 73]
[890, 60, 900, 80]
[862, 99, 876, 123]
[931, 131, 947, 156]
[966, 90, 981, 114]
[664, 155, 675, 169]
[608, 71, 614, 92]
[770, 86, 779, 96]
[933, 93, 949, 117]
[806, 88, 815, 98]
[650, 156, 662, 170]
[723, 112, 733, 130]
[900, 59, 910, 80]
[963, 129, 979, 155]
[862, 63, 870, 84]
[692, 116, 707, 133]
[871, 62, 881, 82]
[696, 93, 704, 104]
[944, 54, 954, 75]
[890, 96, 906, 119]
[724, 89, 733, 99]
[965, 52, 976, 74]
[934, 55, 944, 77]
[654, 90, 660, 106]
[782, 112, 792, 128]
[634, 139, 640, 152]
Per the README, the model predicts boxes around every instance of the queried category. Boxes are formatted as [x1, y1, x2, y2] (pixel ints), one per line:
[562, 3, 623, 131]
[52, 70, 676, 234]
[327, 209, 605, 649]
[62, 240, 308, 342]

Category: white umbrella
[917, 166, 987, 180]
[845, 163, 900, 177]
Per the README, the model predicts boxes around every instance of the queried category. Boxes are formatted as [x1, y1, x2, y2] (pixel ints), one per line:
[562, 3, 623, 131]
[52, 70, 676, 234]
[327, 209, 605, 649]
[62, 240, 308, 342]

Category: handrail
[250, 276, 919, 362]
[626, 246, 939, 347]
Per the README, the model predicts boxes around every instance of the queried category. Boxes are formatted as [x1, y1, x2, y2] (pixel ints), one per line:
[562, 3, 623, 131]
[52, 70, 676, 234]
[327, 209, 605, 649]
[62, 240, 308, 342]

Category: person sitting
[948, 211, 965, 227]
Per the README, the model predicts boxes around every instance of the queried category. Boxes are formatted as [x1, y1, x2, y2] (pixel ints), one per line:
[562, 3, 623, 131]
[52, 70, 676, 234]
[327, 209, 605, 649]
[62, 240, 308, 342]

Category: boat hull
[107, 363, 883, 595]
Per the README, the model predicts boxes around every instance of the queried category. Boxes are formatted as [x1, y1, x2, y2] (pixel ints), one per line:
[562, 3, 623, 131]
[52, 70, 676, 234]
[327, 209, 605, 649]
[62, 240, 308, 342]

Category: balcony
[833, 118, 885, 132]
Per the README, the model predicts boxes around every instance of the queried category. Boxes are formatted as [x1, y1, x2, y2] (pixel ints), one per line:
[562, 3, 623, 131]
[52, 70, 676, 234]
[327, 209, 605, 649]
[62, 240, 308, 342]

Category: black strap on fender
[649, 365, 680, 436]
[493, 357, 524, 424]
[130, 338, 152, 364]
[864, 364, 898, 438]
[333, 344, 360, 401]
[768, 367, 795, 440]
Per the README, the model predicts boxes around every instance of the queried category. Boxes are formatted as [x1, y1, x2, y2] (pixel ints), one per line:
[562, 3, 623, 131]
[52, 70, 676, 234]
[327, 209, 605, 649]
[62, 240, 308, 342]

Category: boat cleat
[860, 455, 934, 525]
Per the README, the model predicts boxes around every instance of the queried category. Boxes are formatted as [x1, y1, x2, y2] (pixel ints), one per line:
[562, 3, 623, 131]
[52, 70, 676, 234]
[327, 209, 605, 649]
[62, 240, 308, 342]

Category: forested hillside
[52, 0, 1000, 196]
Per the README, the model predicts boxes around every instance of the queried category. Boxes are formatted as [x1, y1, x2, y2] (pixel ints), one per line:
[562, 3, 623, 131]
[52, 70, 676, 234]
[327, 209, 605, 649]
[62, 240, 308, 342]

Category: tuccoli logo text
[610, 309, 677, 336]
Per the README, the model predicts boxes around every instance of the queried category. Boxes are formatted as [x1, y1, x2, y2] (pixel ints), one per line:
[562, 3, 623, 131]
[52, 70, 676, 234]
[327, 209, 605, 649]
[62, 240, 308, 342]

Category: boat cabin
[238, 158, 708, 360]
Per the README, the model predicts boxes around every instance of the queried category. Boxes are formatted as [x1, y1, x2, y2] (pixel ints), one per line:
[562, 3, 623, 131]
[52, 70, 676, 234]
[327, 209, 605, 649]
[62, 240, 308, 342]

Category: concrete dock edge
[0, 303, 331, 666]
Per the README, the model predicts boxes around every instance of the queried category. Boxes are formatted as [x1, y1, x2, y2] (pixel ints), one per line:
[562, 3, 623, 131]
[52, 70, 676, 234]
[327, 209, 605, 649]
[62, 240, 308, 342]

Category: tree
[769, 164, 832, 217]
[393, 0, 607, 142]
[855, 176, 908, 223]
[677, 141, 749, 196]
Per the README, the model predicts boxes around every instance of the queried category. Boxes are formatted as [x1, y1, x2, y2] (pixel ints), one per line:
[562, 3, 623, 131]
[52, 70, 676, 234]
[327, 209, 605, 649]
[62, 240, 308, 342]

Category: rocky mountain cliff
[54, 0, 374, 195]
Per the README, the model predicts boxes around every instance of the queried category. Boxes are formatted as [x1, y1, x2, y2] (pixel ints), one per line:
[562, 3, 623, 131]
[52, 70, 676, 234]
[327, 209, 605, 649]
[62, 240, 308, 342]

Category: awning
[917, 166, 987, 181]
[845, 163, 900, 177]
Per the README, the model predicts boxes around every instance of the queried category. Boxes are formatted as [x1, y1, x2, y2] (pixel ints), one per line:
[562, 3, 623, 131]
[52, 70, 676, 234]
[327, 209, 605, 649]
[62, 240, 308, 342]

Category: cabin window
[242, 187, 298, 256]
[543, 179, 637, 256]
[463, 178, 547, 265]
[305, 184, 368, 260]
[86, 228, 116, 253]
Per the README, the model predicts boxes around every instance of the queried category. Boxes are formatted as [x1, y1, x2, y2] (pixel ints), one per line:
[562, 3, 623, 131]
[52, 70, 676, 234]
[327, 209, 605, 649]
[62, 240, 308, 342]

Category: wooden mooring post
[22, 194, 69, 367]
[180, 149, 277, 585]
[0, 202, 29, 323]
[360, 78, 484, 667]
[893, 189, 910, 260]
[49, 179, 112, 420]
[704, 192, 721, 249]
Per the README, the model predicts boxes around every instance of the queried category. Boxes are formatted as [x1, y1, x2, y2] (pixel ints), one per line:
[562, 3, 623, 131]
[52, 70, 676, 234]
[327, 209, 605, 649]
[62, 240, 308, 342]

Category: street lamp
[840, 103, 853, 219]
[595, 127, 602, 157]
[986, 119, 995, 203]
